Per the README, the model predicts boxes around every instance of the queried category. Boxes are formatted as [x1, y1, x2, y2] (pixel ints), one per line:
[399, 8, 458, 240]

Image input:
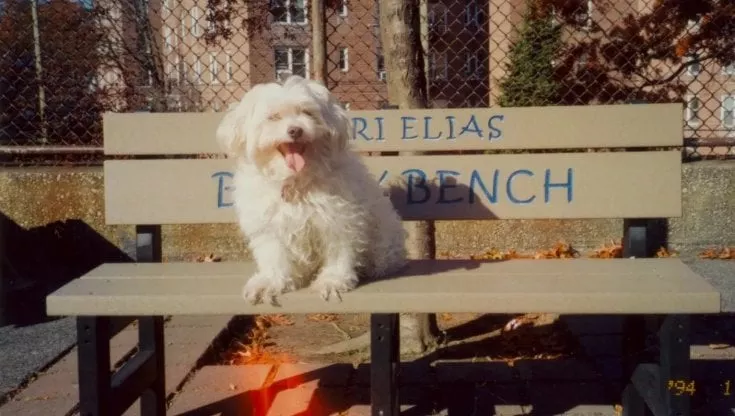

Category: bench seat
[47, 258, 720, 316]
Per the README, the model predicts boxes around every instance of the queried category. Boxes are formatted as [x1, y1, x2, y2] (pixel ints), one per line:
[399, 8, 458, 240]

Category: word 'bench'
[46, 103, 720, 416]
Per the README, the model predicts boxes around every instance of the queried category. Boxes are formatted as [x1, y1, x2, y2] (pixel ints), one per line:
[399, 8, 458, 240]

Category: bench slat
[103, 103, 683, 155]
[46, 259, 720, 316]
[104, 151, 682, 224]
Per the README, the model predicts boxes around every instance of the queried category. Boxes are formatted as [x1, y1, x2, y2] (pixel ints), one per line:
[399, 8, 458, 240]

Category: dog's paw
[311, 270, 359, 302]
[242, 273, 295, 306]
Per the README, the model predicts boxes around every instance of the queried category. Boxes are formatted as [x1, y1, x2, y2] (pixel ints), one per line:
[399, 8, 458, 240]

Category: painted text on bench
[351, 113, 505, 142]
[212, 167, 574, 209]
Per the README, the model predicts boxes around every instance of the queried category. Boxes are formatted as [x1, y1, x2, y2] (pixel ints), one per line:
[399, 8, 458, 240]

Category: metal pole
[30, 0, 48, 143]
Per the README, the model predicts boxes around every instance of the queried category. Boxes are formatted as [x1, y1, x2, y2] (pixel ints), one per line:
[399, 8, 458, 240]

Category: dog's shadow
[366, 178, 504, 283]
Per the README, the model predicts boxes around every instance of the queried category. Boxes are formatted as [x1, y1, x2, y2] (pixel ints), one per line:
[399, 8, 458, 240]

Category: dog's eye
[302, 110, 314, 118]
[268, 113, 281, 121]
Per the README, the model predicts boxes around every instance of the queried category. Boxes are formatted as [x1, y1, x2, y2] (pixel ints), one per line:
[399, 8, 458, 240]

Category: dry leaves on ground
[699, 247, 735, 259]
[467, 242, 580, 261]
[195, 253, 222, 262]
[656, 247, 677, 258]
[220, 315, 296, 365]
[590, 241, 623, 259]
[262, 314, 295, 326]
[306, 313, 339, 322]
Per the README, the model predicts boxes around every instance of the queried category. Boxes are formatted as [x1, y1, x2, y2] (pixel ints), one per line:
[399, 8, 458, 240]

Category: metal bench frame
[73, 221, 693, 416]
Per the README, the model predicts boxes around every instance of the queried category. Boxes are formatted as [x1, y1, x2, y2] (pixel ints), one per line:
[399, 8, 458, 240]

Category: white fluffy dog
[216, 75, 407, 305]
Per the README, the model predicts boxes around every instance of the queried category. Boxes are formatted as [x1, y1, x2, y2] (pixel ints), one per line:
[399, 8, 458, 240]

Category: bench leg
[623, 314, 691, 416]
[140, 316, 166, 416]
[77, 316, 112, 416]
[76, 316, 167, 416]
[622, 315, 653, 416]
[659, 314, 691, 416]
[371, 313, 399, 416]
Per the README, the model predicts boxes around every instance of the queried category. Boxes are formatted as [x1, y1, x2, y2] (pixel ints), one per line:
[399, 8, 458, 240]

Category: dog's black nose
[287, 126, 303, 139]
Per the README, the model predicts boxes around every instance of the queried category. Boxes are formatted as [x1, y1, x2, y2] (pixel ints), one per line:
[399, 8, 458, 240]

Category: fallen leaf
[439, 312, 454, 323]
[656, 247, 677, 258]
[264, 314, 294, 326]
[709, 343, 731, 350]
[196, 253, 222, 262]
[307, 313, 338, 322]
[698, 247, 734, 259]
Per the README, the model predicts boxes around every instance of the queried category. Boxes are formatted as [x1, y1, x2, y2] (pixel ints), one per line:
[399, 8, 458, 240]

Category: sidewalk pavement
[2, 313, 733, 416]
[0, 315, 231, 416]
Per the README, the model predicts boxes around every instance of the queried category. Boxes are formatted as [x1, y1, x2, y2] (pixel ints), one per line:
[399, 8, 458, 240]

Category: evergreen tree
[498, 0, 562, 107]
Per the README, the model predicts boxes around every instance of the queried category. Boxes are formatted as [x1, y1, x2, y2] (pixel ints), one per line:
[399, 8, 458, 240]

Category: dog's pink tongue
[281, 143, 306, 172]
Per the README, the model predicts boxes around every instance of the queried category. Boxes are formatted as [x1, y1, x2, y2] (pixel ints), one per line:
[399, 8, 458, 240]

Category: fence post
[0, 214, 5, 326]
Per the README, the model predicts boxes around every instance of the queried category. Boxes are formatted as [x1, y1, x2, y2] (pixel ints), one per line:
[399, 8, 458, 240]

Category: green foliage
[498, 1, 562, 107]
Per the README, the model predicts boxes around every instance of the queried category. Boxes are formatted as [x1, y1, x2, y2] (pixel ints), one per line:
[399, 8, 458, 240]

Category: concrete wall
[1, 160, 733, 265]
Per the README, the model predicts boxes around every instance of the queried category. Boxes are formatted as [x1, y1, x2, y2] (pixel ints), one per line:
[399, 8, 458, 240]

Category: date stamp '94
[667, 379, 733, 397]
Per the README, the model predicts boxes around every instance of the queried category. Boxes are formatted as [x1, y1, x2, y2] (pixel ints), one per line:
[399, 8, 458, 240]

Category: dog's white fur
[216, 76, 407, 304]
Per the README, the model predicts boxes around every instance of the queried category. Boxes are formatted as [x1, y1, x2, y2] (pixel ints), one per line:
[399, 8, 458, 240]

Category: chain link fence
[1, 0, 733, 163]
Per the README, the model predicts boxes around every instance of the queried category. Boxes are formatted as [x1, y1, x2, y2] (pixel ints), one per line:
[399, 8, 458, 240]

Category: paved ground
[0, 315, 231, 416]
[0, 317, 76, 398]
[0, 259, 732, 415]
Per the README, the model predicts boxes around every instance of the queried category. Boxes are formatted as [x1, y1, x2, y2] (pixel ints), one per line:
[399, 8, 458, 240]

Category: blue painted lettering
[506, 169, 536, 204]
[469, 169, 499, 204]
[401, 116, 418, 140]
[488, 115, 504, 140]
[352, 117, 371, 141]
[211, 171, 234, 208]
[402, 169, 431, 204]
[378, 170, 389, 186]
[544, 168, 574, 203]
[423, 116, 442, 140]
[436, 170, 463, 204]
[446, 116, 457, 139]
[375, 117, 385, 141]
[460, 115, 483, 138]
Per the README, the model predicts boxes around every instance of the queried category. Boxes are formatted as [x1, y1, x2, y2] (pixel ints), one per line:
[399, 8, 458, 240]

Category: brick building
[105, 0, 734, 142]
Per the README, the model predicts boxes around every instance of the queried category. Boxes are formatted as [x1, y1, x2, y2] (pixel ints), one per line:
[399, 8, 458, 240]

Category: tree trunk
[311, 0, 327, 84]
[306, 0, 441, 358]
[380, 0, 441, 355]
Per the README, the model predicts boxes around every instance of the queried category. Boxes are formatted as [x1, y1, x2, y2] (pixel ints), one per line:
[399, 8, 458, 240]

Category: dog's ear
[215, 106, 245, 158]
[300, 78, 351, 152]
[216, 84, 264, 158]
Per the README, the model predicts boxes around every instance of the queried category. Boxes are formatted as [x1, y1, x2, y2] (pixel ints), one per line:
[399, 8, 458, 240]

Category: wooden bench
[46, 102, 721, 416]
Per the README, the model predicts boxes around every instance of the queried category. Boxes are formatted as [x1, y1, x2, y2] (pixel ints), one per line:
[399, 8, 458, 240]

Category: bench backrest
[102, 103, 683, 225]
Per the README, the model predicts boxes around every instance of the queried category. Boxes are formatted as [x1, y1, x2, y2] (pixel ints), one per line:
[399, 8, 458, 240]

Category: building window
[191, 6, 200, 36]
[142, 69, 153, 87]
[180, 18, 187, 39]
[465, 1, 479, 27]
[226, 52, 233, 82]
[168, 55, 181, 85]
[377, 53, 386, 81]
[272, 0, 306, 24]
[429, 53, 447, 80]
[686, 55, 701, 76]
[338, 0, 347, 17]
[339, 47, 349, 72]
[194, 59, 203, 84]
[722, 95, 735, 128]
[275, 47, 308, 81]
[575, 0, 593, 29]
[163, 26, 176, 52]
[210, 53, 220, 84]
[465, 52, 479, 79]
[428, 5, 447, 34]
[685, 95, 701, 127]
